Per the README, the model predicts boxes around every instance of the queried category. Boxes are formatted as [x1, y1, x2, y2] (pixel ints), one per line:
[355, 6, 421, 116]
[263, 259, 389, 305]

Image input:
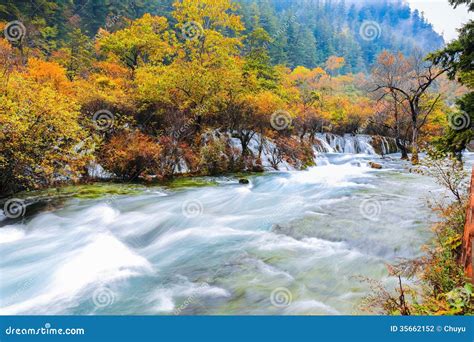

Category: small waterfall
[315, 134, 375, 154]
[380, 137, 390, 155]
[313, 136, 335, 153]
[197, 131, 399, 174]
[313, 134, 398, 155]
[353, 135, 377, 155]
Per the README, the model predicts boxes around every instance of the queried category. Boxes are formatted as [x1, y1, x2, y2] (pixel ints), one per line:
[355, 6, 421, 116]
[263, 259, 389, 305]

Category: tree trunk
[300, 126, 307, 143]
[394, 100, 409, 160]
[396, 138, 409, 160]
[409, 100, 421, 165]
[241, 139, 249, 157]
[258, 132, 264, 159]
[411, 126, 419, 165]
[240, 131, 251, 157]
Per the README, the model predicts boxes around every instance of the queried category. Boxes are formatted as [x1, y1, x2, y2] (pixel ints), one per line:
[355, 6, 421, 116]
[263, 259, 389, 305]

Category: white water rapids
[1, 152, 472, 315]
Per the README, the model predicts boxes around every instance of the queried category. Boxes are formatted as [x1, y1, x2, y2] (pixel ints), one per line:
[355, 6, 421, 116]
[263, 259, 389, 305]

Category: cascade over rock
[313, 134, 399, 155]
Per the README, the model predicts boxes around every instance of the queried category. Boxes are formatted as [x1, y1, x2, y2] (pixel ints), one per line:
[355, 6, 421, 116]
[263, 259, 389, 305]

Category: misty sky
[408, 0, 473, 42]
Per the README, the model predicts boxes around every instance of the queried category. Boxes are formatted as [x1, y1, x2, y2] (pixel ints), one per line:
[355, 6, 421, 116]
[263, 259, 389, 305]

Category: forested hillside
[0, 0, 468, 196]
[0, 0, 444, 72]
[239, 0, 444, 71]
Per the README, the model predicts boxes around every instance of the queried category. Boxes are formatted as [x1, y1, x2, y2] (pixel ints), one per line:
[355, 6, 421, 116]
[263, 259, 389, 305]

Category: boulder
[239, 179, 250, 185]
[369, 162, 383, 170]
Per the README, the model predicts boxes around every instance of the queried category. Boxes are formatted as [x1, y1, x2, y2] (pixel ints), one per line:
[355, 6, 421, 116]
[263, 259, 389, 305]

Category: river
[1, 152, 472, 315]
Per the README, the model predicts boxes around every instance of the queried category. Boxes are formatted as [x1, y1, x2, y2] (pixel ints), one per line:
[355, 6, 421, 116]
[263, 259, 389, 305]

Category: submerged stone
[369, 162, 383, 169]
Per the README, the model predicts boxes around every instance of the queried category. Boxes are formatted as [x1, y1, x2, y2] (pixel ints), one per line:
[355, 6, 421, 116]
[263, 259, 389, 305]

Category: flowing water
[1, 152, 471, 315]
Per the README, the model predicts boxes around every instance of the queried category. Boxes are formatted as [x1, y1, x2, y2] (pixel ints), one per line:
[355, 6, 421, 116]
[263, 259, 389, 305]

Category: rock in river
[369, 162, 383, 169]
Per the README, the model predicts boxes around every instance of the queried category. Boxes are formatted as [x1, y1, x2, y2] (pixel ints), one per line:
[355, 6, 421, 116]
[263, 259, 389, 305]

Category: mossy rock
[72, 184, 143, 199]
[8, 183, 143, 201]
[163, 178, 218, 189]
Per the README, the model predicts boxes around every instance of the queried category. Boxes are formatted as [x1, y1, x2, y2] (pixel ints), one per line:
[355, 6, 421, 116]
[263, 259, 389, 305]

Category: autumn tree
[373, 93, 412, 159]
[286, 66, 323, 142]
[226, 90, 285, 157]
[97, 14, 175, 74]
[372, 51, 449, 164]
[100, 130, 162, 181]
[325, 56, 345, 77]
[0, 58, 89, 194]
[170, 0, 245, 134]
[0, 36, 20, 87]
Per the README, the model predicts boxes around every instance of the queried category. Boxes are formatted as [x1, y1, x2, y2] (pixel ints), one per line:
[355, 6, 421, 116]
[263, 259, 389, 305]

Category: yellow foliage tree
[0, 69, 89, 194]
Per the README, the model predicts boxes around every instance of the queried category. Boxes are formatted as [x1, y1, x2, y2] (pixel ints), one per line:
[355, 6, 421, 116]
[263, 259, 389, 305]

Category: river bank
[1, 133, 399, 217]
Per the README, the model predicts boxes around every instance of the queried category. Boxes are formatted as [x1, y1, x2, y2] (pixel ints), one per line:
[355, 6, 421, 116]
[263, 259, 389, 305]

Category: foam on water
[285, 300, 341, 315]
[1, 152, 471, 315]
[1, 233, 152, 314]
[289, 162, 373, 187]
[0, 227, 25, 244]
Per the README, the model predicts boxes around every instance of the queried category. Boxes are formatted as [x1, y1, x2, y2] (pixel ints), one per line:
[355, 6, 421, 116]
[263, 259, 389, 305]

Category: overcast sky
[407, 0, 473, 42]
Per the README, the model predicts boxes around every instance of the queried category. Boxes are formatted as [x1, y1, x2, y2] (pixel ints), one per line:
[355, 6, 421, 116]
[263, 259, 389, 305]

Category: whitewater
[1, 144, 472, 315]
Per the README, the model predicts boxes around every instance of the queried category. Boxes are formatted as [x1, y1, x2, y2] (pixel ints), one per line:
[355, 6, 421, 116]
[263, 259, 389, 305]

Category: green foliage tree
[430, 4, 473, 157]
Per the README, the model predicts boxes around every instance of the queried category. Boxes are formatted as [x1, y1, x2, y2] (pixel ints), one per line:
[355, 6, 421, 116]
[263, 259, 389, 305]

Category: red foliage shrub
[100, 131, 162, 180]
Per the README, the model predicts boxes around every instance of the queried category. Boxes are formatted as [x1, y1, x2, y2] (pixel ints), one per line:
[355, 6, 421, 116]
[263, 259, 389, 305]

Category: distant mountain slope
[238, 0, 445, 72]
[0, 0, 444, 73]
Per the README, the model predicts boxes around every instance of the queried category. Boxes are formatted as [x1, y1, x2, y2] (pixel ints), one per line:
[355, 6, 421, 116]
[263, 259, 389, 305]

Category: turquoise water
[0, 153, 459, 315]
